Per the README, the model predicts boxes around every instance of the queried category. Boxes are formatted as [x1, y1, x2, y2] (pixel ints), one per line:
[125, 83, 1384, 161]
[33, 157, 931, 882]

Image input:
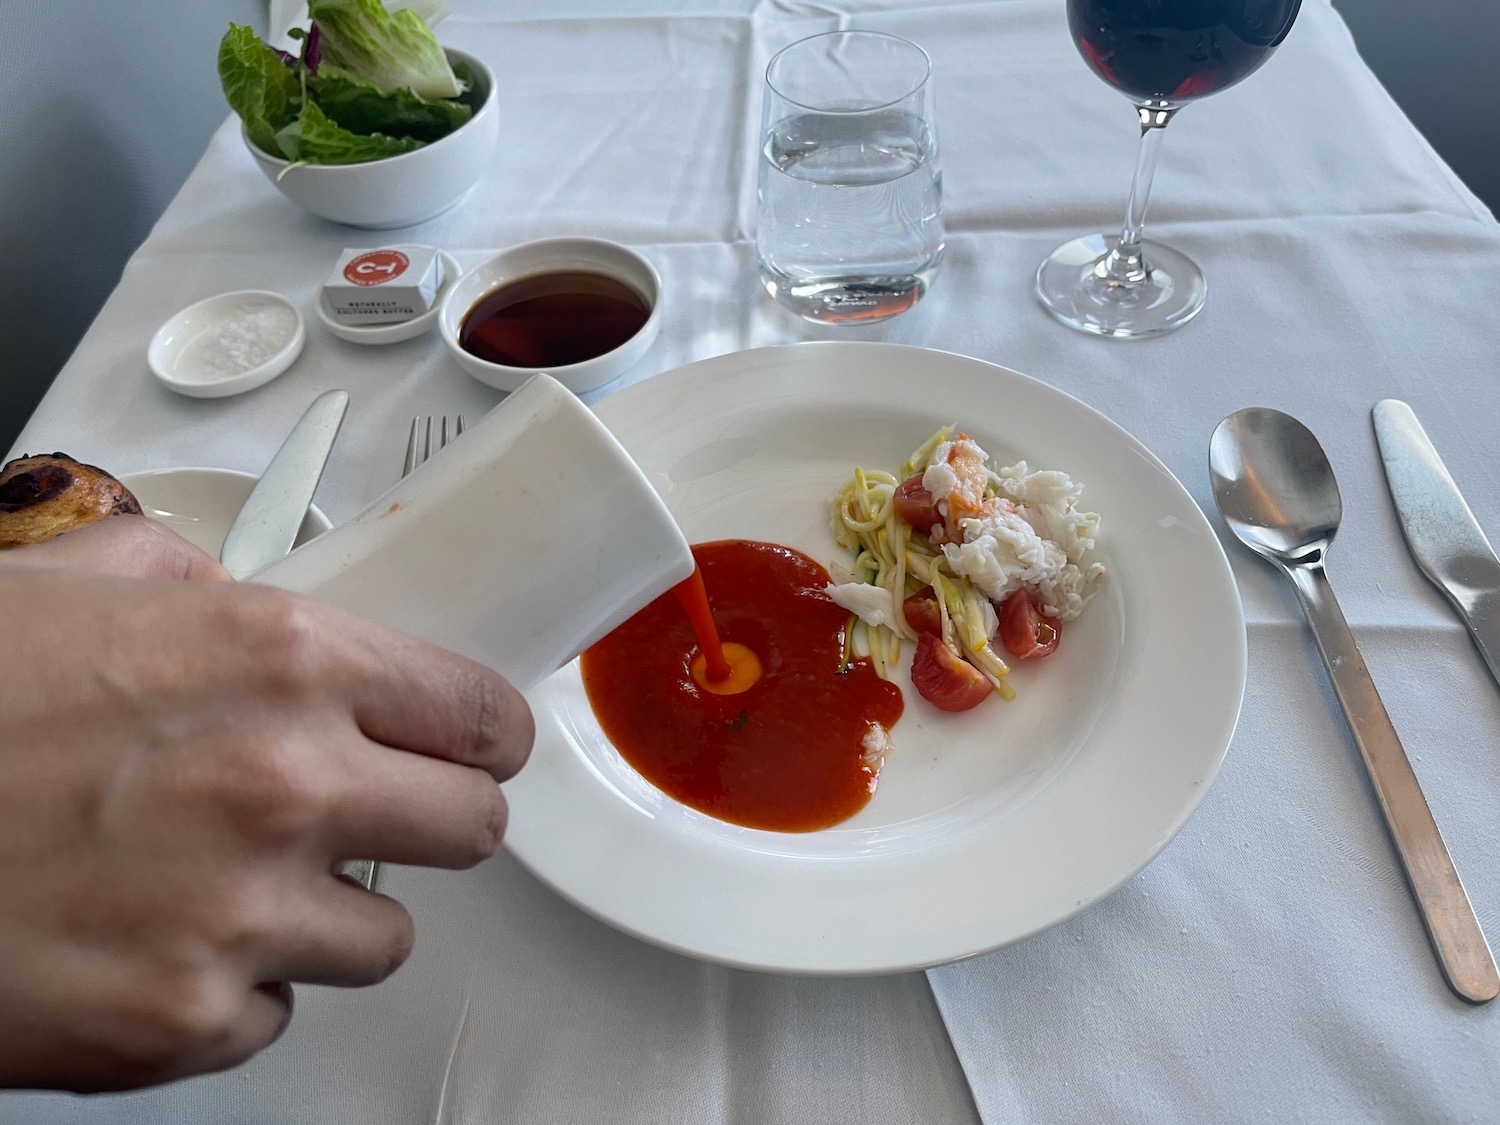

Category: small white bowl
[438, 238, 662, 394]
[148, 290, 305, 399]
[316, 249, 460, 345]
[244, 48, 497, 230]
[121, 467, 331, 558]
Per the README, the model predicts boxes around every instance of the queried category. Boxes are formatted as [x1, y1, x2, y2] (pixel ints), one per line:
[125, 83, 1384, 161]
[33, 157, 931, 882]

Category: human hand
[0, 569, 533, 1092]
[0, 513, 227, 581]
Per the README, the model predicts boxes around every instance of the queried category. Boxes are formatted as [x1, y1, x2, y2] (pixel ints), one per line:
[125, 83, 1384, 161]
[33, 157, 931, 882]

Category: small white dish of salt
[148, 290, 305, 398]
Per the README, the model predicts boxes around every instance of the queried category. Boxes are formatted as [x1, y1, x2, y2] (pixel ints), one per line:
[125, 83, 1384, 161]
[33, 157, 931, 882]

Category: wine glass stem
[1096, 102, 1178, 287]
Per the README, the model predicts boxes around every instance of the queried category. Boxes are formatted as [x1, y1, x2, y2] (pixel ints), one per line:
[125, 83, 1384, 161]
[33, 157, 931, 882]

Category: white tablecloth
[6, 1, 1499, 1121]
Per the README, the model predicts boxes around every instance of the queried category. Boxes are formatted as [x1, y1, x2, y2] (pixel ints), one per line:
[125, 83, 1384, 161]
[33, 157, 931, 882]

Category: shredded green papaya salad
[827, 427, 1105, 712]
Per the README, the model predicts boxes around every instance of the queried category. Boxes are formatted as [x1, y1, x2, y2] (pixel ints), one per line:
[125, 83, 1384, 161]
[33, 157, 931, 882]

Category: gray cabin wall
[1335, 0, 1498, 218]
[0, 0, 260, 452]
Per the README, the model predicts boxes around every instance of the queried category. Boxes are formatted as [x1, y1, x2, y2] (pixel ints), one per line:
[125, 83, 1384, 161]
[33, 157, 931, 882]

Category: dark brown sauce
[459, 271, 650, 368]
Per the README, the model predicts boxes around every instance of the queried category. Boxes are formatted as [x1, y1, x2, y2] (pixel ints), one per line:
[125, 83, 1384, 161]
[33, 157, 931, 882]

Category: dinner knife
[1373, 399, 1500, 689]
[220, 390, 349, 580]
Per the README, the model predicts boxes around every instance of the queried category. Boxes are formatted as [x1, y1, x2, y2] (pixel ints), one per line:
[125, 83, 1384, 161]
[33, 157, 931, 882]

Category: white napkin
[930, 622, 1500, 1122]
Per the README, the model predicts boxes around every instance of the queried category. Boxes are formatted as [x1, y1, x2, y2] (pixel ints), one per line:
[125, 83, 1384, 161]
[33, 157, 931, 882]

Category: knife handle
[1289, 562, 1498, 1003]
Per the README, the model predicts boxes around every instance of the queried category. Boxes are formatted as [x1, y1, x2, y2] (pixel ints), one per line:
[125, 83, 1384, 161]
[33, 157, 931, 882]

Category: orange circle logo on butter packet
[344, 249, 410, 286]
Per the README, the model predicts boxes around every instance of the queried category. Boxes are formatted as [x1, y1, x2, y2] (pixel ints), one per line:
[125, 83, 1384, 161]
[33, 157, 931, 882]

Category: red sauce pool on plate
[581, 540, 904, 832]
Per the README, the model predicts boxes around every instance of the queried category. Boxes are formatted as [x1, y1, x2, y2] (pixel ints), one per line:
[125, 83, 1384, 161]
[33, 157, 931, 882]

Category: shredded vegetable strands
[906, 549, 935, 587]
[902, 426, 951, 479]
[885, 508, 910, 635]
[869, 623, 887, 680]
[972, 657, 1018, 701]
[960, 588, 988, 652]
[838, 613, 857, 673]
[933, 572, 955, 650]
[831, 425, 1018, 703]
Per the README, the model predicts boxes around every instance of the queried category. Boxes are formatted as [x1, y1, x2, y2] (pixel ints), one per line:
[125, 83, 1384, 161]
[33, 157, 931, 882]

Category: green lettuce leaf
[274, 99, 427, 165]
[218, 24, 302, 156]
[309, 63, 470, 142]
[450, 57, 480, 107]
[308, 0, 462, 99]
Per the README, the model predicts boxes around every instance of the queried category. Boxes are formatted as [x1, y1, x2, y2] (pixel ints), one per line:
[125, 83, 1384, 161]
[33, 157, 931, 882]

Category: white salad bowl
[244, 48, 497, 230]
[438, 237, 663, 394]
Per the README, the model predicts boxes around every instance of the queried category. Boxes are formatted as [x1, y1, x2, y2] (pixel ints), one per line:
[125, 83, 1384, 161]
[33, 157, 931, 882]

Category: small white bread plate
[122, 467, 330, 558]
[148, 290, 305, 399]
[315, 250, 460, 345]
[505, 342, 1247, 975]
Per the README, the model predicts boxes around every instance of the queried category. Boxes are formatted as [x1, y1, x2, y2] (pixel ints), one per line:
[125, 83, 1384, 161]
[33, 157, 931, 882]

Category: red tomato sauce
[581, 540, 904, 832]
[671, 564, 730, 682]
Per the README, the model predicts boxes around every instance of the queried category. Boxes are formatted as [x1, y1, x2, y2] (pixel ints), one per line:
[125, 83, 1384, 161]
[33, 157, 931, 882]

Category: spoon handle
[1288, 562, 1498, 1004]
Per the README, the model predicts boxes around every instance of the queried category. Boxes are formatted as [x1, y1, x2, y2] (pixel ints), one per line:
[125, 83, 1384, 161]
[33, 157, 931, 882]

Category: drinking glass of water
[756, 31, 944, 325]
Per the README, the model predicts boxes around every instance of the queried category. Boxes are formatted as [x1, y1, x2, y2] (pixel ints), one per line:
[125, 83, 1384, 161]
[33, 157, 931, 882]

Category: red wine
[1069, 0, 1300, 103]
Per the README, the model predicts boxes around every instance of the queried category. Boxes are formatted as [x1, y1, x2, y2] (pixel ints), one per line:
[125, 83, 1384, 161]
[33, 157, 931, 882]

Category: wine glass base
[1035, 235, 1206, 339]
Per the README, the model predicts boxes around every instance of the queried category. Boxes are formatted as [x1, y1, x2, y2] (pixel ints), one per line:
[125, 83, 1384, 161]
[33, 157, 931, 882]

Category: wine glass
[1036, 0, 1302, 338]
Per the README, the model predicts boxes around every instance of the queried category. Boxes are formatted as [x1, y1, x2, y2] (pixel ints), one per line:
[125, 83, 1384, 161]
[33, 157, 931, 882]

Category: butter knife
[220, 390, 349, 580]
[1373, 399, 1500, 689]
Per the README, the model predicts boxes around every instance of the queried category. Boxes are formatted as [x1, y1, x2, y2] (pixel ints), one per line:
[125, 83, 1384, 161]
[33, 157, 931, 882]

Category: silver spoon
[1209, 407, 1498, 1004]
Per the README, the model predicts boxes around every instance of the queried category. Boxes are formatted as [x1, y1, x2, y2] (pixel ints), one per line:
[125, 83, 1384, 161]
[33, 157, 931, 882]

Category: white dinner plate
[505, 342, 1246, 975]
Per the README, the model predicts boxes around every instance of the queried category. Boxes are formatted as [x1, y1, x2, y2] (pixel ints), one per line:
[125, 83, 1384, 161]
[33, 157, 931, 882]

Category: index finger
[333, 608, 534, 783]
[0, 515, 230, 582]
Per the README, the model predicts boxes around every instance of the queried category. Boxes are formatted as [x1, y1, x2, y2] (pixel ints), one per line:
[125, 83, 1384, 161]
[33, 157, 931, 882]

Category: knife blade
[220, 390, 349, 580]
[1373, 398, 1500, 689]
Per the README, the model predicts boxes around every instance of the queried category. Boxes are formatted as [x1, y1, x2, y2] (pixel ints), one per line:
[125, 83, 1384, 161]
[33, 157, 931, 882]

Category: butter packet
[322, 245, 442, 326]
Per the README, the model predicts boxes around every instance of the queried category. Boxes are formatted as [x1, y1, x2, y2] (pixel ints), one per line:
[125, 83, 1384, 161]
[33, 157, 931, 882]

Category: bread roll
[0, 453, 142, 549]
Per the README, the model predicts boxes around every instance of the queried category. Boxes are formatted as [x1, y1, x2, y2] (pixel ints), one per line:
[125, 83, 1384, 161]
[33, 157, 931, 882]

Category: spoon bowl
[1209, 407, 1342, 566]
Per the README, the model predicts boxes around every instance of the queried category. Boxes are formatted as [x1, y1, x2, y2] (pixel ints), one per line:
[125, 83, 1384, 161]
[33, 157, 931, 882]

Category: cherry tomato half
[892, 474, 941, 536]
[902, 586, 943, 636]
[998, 590, 1061, 660]
[909, 632, 993, 712]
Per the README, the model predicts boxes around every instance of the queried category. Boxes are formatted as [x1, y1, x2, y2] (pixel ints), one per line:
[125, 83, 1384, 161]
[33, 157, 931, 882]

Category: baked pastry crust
[0, 453, 142, 549]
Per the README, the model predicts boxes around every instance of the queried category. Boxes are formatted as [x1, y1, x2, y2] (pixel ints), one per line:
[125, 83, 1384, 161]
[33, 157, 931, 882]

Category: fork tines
[403, 414, 466, 477]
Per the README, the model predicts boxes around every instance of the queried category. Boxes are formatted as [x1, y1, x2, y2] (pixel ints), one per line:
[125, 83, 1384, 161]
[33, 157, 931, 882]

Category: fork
[342, 414, 466, 894]
[403, 414, 465, 477]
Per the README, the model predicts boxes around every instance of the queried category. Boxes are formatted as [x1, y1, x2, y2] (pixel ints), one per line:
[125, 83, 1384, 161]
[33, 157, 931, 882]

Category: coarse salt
[176, 302, 299, 384]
